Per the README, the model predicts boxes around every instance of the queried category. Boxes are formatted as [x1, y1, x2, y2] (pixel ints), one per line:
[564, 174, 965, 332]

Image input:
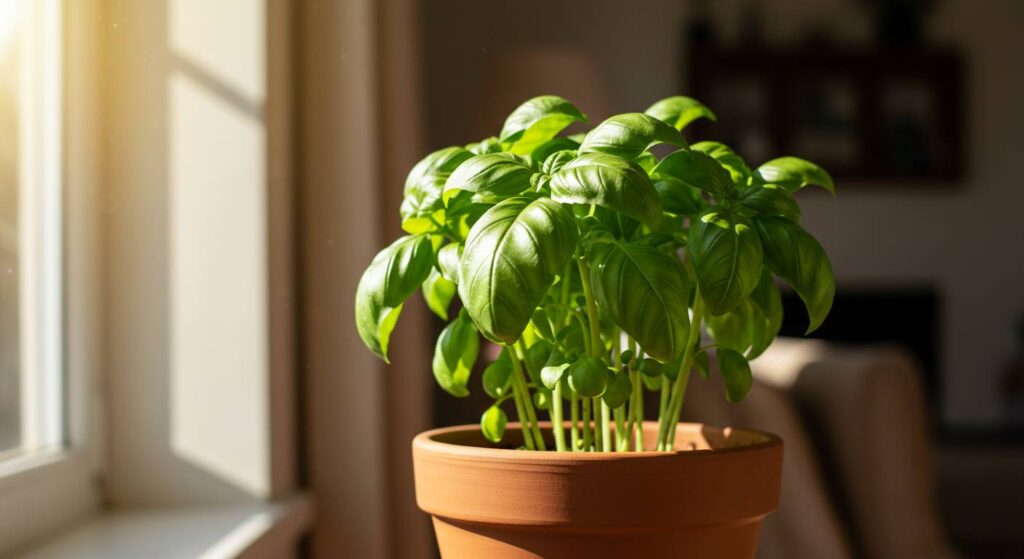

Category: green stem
[600, 400, 611, 451]
[577, 254, 611, 452]
[582, 397, 592, 451]
[551, 380, 567, 452]
[657, 291, 706, 450]
[509, 344, 546, 451]
[570, 390, 580, 451]
[614, 406, 627, 451]
[510, 374, 535, 450]
[658, 376, 670, 424]
[634, 375, 645, 450]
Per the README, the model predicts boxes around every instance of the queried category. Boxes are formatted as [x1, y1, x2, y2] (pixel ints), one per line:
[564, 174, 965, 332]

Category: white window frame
[0, 0, 102, 553]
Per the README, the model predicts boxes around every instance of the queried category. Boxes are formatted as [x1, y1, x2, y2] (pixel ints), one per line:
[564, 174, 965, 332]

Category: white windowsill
[13, 494, 313, 559]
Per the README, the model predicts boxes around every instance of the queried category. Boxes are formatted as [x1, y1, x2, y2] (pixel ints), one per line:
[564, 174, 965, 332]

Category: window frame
[0, 0, 102, 553]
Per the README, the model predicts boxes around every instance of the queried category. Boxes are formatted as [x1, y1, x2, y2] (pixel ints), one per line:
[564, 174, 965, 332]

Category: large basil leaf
[653, 149, 736, 200]
[499, 95, 586, 155]
[432, 311, 480, 397]
[717, 348, 753, 403]
[691, 141, 751, 183]
[588, 240, 690, 362]
[549, 153, 662, 228]
[737, 183, 801, 221]
[400, 147, 474, 234]
[654, 176, 705, 215]
[355, 235, 435, 361]
[689, 209, 763, 316]
[422, 268, 456, 320]
[443, 153, 534, 202]
[754, 216, 835, 333]
[644, 96, 716, 131]
[755, 157, 835, 195]
[459, 197, 578, 344]
[578, 113, 686, 160]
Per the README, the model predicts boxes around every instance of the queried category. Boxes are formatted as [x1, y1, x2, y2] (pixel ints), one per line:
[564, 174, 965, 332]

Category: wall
[423, 0, 1024, 425]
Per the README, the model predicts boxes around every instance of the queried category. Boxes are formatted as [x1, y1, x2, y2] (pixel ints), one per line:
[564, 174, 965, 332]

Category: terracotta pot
[413, 421, 783, 559]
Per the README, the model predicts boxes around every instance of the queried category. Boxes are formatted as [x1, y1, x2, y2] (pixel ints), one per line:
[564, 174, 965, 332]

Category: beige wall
[422, 0, 1024, 426]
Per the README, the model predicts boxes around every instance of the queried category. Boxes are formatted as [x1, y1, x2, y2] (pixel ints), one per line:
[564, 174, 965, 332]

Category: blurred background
[0, 0, 1021, 558]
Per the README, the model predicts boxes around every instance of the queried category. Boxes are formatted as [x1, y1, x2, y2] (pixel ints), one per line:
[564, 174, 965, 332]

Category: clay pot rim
[414, 421, 782, 462]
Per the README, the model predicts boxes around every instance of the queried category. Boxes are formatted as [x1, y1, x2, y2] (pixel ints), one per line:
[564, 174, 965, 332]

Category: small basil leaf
[644, 96, 717, 131]
[500, 95, 587, 154]
[466, 137, 503, 155]
[619, 349, 635, 365]
[754, 217, 835, 333]
[459, 197, 579, 344]
[422, 268, 456, 320]
[579, 113, 687, 160]
[401, 147, 475, 234]
[443, 153, 534, 202]
[588, 240, 690, 362]
[690, 208, 764, 316]
[717, 348, 753, 403]
[653, 149, 736, 200]
[533, 140, 579, 167]
[691, 141, 751, 183]
[541, 362, 570, 390]
[591, 206, 642, 241]
[540, 149, 578, 176]
[436, 243, 462, 284]
[706, 300, 757, 354]
[550, 153, 663, 228]
[567, 357, 609, 397]
[635, 152, 658, 174]
[737, 184, 801, 221]
[638, 358, 663, 378]
[602, 372, 633, 409]
[432, 312, 480, 397]
[405, 146, 474, 193]
[533, 389, 551, 410]
[481, 405, 507, 443]
[523, 340, 553, 386]
[355, 234, 435, 361]
[755, 157, 835, 195]
[654, 176, 705, 215]
[482, 349, 513, 398]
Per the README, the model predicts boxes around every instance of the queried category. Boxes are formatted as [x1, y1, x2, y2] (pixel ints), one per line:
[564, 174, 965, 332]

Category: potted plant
[355, 95, 836, 558]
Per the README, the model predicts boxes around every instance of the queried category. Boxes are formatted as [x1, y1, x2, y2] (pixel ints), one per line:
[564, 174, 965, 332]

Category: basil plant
[356, 95, 835, 452]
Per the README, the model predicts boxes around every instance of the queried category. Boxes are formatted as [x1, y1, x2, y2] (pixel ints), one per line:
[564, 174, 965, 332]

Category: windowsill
[14, 493, 313, 559]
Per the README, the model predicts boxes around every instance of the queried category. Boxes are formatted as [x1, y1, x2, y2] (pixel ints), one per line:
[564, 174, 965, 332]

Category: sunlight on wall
[167, 0, 270, 497]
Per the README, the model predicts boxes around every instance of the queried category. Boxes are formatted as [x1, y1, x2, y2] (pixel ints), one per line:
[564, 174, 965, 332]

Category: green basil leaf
[459, 197, 579, 344]
[690, 208, 764, 316]
[466, 137, 503, 155]
[500, 95, 587, 155]
[432, 311, 480, 397]
[635, 152, 658, 174]
[400, 147, 474, 234]
[523, 340, 553, 386]
[422, 268, 456, 320]
[641, 373, 662, 391]
[644, 96, 717, 131]
[638, 358, 663, 378]
[706, 300, 757, 354]
[754, 216, 835, 333]
[540, 149, 578, 176]
[405, 146, 474, 193]
[653, 149, 736, 200]
[436, 243, 462, 283]
[443, 153, 534, 202]
[602, 371, 633, 409]
[691, 141, 751, 183]
[533, 139, 579, 166]
[737, 183, 801, 221]
[588, 240, 690, 362]
[482, 349, 513, 398]
[654, 176, 705, 215]
[579, 113, 687, 160]
[567, 357, 608, 397]
[355, 235, 435, 361]
[550, 153, 662, 228]
[717, 348, 753, 403]
[755, 157, 835, 195]
[533, 389, 552, 410]
[747, 269, 783, 359]
[481, 405, 507, 443]
[541, 362, 570, 390]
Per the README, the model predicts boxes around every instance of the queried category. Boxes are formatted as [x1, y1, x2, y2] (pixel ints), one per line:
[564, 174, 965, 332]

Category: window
[0, 0, 63, 464]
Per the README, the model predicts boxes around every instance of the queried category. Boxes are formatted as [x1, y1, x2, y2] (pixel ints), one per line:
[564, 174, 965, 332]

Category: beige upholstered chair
[685, 338, 957, 559]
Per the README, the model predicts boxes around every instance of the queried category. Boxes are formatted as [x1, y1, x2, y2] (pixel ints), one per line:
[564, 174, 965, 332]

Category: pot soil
[413, 421, 783, 559]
